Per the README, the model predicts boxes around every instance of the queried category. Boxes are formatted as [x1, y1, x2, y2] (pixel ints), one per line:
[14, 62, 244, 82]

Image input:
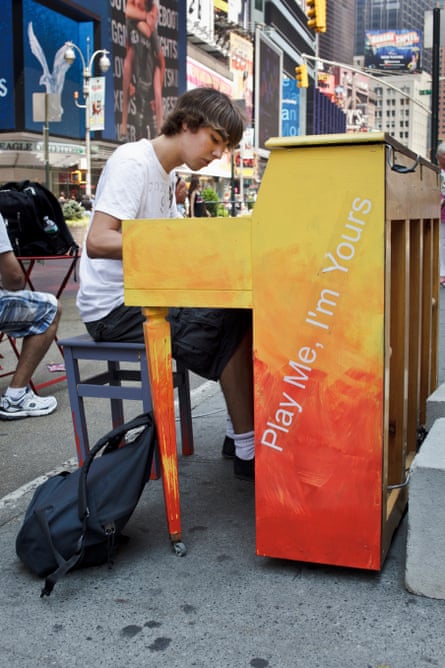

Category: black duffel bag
[16, 412, 156, 597]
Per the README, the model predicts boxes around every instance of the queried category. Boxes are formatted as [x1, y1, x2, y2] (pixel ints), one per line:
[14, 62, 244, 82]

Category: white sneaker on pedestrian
[0, 388, 57, 420]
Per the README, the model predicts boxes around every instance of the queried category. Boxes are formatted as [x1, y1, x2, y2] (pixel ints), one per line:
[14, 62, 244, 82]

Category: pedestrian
[77, 87, 254, 480]
[175, 175, 188, 217]
[188, 175, 210, 217]
[0, 213, 61, 419]
[436, 142, 445, 287]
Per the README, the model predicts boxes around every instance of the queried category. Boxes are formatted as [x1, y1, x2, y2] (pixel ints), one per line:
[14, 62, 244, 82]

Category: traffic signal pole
[430, 6, 441, 164]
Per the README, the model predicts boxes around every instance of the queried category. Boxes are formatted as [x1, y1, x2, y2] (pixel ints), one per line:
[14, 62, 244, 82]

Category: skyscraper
[318, 0, 356, 66]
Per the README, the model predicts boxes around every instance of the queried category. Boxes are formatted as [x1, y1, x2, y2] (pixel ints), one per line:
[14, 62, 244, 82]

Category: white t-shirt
[77, 139, 178, 322]
[0, 214, 13, 254]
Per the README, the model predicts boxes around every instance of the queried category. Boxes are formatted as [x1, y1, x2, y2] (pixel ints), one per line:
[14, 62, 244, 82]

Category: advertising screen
[254, 30, 282, 153]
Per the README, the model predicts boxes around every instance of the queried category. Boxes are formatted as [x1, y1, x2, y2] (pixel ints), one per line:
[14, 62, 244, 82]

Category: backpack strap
[78, 413, 153, 521]
[38, 507, 88, 597]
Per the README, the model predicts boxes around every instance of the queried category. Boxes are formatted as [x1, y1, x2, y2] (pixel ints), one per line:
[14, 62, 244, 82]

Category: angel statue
[28, 21, 72, 118]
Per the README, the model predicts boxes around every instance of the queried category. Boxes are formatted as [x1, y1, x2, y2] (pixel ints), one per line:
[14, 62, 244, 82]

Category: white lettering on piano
[261, 195, 372, 453]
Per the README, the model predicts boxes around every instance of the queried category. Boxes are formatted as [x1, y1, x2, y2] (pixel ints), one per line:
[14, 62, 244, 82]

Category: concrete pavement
[0, 263, 445, 667]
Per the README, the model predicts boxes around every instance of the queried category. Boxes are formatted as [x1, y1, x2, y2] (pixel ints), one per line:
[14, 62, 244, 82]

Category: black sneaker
[234, 456, 254, 482]
[222, 436, 235, 459]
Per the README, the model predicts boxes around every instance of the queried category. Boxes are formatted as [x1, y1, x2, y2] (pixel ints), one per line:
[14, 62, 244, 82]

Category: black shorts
[85, 304, 252, 381]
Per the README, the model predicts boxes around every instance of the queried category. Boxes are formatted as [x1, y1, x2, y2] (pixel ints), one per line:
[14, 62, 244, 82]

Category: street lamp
[63, 40, 111, 197]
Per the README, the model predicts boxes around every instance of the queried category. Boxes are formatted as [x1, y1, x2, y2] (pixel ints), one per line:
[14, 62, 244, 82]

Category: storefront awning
[0, 133, 117, 171]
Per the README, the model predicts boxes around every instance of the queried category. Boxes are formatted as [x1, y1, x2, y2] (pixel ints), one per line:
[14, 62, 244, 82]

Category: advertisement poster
[110, 0, 184, 142]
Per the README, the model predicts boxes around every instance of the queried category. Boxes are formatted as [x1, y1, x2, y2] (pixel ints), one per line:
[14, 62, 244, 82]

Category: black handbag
[16, 413, 156, 597]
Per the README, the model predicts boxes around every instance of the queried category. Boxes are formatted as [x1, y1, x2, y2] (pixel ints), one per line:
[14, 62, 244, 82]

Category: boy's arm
[86, 211, 124, 260]
[0, 251, 25, 291]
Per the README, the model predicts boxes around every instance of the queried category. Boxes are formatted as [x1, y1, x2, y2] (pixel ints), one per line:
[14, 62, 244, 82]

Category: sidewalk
[0, 280, 444, 667]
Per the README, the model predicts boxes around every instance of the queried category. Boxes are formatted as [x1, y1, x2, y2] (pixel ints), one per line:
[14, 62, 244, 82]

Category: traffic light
[306, 0, 326, 33]
[70, 169, 86, 184]
[295, 64, 309, 89]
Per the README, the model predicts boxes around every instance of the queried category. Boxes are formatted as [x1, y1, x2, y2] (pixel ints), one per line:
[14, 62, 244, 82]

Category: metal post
[84, 72, 91, 197]
[44, 93, 50, 189]
[231, 151, 236, 217]
[63, 41, 110, 198]
[430, 6, 441, 164]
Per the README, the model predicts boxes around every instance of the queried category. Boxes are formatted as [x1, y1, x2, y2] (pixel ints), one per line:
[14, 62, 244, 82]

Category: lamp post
[63, 40, 110, 197]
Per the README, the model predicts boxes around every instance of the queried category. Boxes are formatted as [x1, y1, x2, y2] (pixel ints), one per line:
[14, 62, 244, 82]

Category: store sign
[0, 141, 84, 155]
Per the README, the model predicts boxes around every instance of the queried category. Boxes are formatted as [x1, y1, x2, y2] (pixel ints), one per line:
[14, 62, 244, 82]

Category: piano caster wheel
[172, 541, 187, 557]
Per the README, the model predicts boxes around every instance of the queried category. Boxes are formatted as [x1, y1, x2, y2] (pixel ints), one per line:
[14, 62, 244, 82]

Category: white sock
[234, 431, 255, 461]
[5, 386, 27, 400]
[226, 415, 235, 440]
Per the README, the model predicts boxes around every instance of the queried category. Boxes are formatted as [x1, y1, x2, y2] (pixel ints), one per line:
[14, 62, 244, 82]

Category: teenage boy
[0, 214, 60, 419]
[77, 87, 255, 481]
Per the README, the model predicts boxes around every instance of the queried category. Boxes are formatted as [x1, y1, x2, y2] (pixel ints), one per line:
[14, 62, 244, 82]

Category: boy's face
[181, 126, 229, 172]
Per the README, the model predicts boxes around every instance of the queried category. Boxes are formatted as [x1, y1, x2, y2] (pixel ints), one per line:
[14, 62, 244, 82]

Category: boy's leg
[169, 307, 255, 480]
[11, 303, 61, 388]
[219, 328, 254, 435]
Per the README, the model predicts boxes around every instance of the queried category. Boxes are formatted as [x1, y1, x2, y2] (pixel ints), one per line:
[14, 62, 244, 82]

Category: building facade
[373, 71, 431, 157]
[319, 0, 356, 66]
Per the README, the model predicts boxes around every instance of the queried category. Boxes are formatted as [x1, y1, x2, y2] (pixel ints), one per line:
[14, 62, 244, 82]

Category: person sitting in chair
[0, 213, 61, 419]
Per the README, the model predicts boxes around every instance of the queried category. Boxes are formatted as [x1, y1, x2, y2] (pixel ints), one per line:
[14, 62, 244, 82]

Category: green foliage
[202, 187, 219, 217]
[63, 200, 85, 221]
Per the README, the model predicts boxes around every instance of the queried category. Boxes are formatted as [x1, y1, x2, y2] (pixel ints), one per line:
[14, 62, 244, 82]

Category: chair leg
[108, 360, 125, 429]
[63, 347, 90, 465]
[140, 349, 160, 480]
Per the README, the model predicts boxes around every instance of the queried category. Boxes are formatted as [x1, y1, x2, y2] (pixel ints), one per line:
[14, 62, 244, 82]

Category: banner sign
[89, 77, 105, 131]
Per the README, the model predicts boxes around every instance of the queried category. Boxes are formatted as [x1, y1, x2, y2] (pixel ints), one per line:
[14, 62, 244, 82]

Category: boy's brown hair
[161, 87, 245, 149]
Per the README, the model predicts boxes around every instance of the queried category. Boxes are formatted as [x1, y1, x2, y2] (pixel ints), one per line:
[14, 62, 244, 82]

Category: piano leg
[142, 306, 186, 556]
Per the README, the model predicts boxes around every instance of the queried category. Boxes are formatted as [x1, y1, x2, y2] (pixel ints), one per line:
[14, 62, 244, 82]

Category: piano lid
[265, 132, 387, 150]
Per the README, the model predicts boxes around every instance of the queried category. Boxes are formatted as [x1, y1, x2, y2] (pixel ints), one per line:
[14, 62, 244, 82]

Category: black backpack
[15, 413, 156, 597]
[0, 180, 78, 257]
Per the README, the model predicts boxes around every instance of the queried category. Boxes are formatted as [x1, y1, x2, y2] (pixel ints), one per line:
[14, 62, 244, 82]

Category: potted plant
[62, 200, 89, 248]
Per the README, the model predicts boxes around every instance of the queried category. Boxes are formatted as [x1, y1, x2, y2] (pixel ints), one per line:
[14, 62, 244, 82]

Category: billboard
[254, 29, 282, 153]
[0, 0, 14, 130]
[23, 0, 96, 138]
[110, 0, 185, 142]
[364, 30, 422, 73]
[20, 0, 185, 142]
[230, 33, 253, 127]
